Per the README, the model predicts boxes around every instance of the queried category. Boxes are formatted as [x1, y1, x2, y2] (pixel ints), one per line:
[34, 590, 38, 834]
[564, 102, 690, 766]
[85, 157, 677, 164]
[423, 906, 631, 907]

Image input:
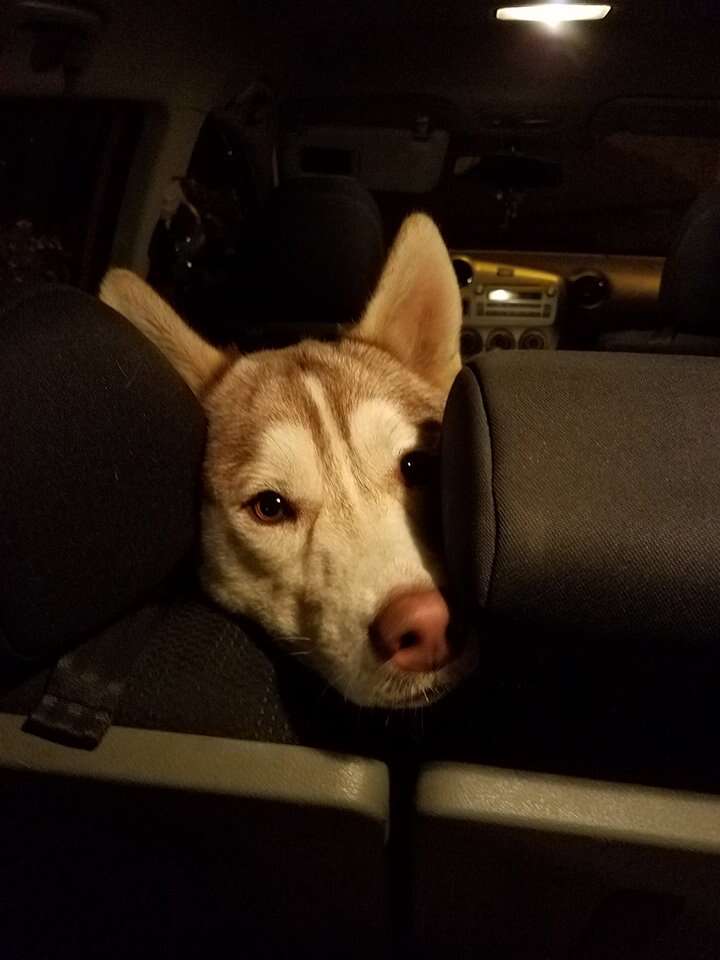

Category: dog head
[101, 213, 476, 707]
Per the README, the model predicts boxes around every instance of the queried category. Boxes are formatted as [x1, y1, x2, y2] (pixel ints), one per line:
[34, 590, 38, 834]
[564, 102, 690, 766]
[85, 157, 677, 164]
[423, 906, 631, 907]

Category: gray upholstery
[443, 351, 720, 647]
[0, 286, 206, 664]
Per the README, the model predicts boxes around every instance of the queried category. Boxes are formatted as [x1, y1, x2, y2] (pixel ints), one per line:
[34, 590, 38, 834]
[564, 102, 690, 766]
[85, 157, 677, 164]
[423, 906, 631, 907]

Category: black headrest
[0, 286, 206, 664]
[442, 350, 720, 647]
[248, 176, 386, 328]
[659, 184, 720, 335]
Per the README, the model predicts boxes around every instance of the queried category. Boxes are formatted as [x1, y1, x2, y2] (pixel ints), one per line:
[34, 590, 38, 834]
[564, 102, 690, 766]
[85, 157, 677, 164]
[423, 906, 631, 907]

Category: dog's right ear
[100, 269, 227, 398]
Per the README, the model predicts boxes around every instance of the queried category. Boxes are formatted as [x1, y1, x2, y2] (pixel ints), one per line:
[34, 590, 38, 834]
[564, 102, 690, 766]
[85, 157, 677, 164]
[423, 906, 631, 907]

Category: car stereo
[450, 255, 562, 357]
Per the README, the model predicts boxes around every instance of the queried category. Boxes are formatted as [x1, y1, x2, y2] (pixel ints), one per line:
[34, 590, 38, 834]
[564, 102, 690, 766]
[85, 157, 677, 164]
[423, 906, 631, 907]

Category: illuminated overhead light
[488, 288, 514, 302]
[496, 4, 611, 24]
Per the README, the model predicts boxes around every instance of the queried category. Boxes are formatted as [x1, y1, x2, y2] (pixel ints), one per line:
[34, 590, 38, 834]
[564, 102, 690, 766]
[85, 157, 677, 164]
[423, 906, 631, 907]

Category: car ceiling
[256, 0, 720, 135]
[5, 1, 720, 135]
[3, 0, 720, 261]
[236, 0, 720, 251]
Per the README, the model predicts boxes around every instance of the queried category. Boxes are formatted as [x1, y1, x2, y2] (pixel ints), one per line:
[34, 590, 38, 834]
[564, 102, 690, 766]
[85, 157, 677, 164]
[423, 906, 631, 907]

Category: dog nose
[370, 589, 452, 672]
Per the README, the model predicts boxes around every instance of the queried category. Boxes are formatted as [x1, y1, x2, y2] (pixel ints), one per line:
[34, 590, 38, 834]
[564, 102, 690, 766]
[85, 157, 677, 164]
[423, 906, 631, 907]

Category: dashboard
[450, 250, 664, 356]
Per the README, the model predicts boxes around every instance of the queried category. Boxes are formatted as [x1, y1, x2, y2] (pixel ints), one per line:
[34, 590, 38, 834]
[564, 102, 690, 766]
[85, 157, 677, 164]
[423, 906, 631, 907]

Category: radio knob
[519, 329, 546, 350]
[486, 329, 515, 351]
[460, 327, 484, 356]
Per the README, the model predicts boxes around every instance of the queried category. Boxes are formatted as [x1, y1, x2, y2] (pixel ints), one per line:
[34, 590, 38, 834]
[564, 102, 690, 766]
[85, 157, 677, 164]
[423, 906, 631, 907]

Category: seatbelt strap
[24, 602, 165, 749]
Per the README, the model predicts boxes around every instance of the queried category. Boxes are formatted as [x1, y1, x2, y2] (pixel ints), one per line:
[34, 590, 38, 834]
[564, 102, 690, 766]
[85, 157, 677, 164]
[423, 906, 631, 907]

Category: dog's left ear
[348, 213, 462, 394]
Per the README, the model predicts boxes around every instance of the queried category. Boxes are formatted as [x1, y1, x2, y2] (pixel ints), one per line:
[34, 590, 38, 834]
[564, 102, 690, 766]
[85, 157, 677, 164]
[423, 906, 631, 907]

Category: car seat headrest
[0, 286, 206, 663]
[659, 183, 720, 336]
[248, 175, 386, 328]
[442, 350, 720, 647]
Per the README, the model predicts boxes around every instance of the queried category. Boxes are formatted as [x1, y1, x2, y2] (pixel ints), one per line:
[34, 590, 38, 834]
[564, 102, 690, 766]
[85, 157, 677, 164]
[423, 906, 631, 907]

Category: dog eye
[248, 490, 293, 524]
[399, 450, 436, 487]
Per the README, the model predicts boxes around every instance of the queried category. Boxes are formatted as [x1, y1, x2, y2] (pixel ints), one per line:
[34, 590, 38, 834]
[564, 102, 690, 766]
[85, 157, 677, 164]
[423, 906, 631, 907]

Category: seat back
[599, 185, 720, 354]
[658, 183, 720, 335]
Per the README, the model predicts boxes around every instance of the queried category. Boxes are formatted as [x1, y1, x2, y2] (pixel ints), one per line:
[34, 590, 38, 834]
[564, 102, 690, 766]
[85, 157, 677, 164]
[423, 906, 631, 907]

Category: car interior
[2, 1, 720, 957]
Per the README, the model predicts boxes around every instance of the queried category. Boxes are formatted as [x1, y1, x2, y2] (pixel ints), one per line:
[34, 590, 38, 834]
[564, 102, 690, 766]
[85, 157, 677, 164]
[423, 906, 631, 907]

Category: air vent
[567, 271, 610, 309]
[452, 257, 474, 286]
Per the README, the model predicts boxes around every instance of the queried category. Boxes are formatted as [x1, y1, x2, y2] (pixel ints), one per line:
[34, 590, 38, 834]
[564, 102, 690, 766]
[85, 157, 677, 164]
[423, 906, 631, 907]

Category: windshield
[376, 132, 720, 256]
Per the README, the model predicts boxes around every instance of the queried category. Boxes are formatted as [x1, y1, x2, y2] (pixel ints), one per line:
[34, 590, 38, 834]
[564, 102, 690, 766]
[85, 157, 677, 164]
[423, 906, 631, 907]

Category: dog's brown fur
[101, 213, 474, 706]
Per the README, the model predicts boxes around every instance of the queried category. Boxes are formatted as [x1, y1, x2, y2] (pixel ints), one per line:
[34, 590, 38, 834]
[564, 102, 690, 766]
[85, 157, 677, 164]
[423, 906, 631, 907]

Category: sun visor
[282, 124, 449, 194]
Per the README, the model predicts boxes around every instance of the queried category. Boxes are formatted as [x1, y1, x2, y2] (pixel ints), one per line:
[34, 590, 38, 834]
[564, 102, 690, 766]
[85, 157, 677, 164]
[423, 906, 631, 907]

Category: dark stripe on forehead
[293, 349, 375, 480]
[295, 340, 445, 478]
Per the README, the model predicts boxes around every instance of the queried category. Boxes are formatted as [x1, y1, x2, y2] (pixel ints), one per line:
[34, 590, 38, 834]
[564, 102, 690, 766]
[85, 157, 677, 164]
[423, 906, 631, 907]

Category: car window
[377, 131, 720, 256]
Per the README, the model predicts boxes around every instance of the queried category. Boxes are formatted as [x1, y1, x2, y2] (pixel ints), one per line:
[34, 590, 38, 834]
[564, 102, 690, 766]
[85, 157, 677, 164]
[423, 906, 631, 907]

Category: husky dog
[101, 213, 476, 707]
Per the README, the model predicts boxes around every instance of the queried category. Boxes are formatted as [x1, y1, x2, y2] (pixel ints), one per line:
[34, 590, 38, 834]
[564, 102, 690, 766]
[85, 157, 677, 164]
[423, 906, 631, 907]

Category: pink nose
[370, 589, 453, 673]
